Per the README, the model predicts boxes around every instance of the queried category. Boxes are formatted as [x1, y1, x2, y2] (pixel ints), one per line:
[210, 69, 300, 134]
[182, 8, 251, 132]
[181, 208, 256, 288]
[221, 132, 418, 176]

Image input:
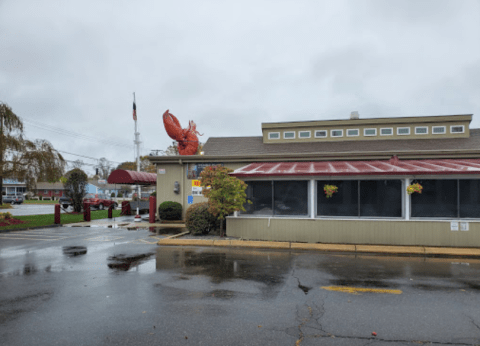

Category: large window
[317, 180, 358, 216]
[242, 181, 308, 216]
[360, 180, 402, 217]
[317, 180, 402, 218]
[242, 181, 272, 215]
[411, 180, 457, 218]
[411, 179, 480, 218]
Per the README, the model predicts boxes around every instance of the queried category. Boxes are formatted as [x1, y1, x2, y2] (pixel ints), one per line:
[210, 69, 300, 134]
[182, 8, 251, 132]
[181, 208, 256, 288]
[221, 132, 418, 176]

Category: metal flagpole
[133, 92, 141, 221]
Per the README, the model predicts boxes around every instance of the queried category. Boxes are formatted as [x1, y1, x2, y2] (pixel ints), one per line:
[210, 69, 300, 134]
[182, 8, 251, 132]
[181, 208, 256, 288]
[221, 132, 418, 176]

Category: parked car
[3, 194, 24, 205]
[83, 193, 117, 210]
[59, 196, 73, 209]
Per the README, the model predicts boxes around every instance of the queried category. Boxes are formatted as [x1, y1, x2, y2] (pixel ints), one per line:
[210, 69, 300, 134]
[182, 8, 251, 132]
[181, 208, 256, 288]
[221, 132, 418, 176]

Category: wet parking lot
[1, 225, 480, 345]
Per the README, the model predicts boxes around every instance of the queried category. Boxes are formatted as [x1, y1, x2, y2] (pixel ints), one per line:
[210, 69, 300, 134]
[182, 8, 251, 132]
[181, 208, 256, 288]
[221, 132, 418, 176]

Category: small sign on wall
[192, 180, 201, 187]
[451, 221, 459, 231]
[187, 196, 193, 204]
[460, 222, 469, 231]
[192, 186, 203, 196]
[158, 168, 166, 174]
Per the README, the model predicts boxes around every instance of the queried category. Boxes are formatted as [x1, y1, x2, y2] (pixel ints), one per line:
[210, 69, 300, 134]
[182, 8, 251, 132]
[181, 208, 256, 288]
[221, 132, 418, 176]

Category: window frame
[380, 128, 393, 136]
[450, 125, 465, 134]
[330, 129, 343, 138]
[364, 128, 377, 137]
[432, 126, 446, 134]
[415, 126, 428, 135]
[283, 131, 296, 139]
[268, 132, 280, 140]
[314, 130, 327, 138]
[298, 131, 311, 139]
[397, 127, 410, 135]
[346, 129, 359, 137]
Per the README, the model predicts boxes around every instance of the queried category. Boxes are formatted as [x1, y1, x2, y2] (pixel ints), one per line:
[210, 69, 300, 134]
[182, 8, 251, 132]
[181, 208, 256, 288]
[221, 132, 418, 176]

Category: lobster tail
[162, 110, 201, 155]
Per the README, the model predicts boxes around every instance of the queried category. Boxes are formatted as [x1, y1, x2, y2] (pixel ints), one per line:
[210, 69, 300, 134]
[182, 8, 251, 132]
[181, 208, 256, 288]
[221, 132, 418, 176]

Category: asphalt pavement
[1, 224, 480, 345]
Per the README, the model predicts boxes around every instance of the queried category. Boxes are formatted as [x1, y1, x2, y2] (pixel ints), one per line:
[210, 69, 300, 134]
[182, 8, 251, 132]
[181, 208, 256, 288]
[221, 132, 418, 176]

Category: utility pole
[133, 92, 141, 221]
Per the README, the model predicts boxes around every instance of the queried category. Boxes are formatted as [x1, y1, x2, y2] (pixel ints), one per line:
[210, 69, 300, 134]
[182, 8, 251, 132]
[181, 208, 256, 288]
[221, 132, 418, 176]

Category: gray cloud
[1, 0, 479, 174]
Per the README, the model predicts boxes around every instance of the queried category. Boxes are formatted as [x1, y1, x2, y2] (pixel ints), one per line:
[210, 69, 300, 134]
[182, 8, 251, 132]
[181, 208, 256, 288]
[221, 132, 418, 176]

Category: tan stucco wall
[226, 217, 480, 248]
[155, 161, 246, 219]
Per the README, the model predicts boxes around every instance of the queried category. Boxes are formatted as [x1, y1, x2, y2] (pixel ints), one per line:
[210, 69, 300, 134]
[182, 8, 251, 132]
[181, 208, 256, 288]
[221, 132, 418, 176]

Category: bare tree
[96, 157, 112, 179]
[71, 159, 83, 169]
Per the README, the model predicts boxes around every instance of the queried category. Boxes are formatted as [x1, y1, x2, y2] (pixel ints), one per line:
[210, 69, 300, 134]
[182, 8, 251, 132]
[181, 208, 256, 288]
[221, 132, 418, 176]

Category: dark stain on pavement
[63, 246, 87, 257]
[108, 252, 155, 271]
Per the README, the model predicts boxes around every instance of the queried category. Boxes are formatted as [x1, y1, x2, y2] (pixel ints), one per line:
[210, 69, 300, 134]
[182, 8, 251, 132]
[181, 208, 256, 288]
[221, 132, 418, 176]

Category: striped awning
[230, 157, 480, 177]
[107, 169, 157, 185]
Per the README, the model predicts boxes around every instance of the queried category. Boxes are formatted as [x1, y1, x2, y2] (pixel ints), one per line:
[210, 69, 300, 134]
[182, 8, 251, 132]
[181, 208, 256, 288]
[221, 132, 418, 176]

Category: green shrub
[185, 202, 217, 235]
[117, 192, 123, 198]
[150, 191, 156, 197]
[111, 192, 115, 197]
[158, 201, 182, 220]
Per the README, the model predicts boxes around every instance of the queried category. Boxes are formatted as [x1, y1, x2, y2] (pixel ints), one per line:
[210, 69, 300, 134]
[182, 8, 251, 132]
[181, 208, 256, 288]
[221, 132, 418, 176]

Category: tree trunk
[220, 218, 224, 237]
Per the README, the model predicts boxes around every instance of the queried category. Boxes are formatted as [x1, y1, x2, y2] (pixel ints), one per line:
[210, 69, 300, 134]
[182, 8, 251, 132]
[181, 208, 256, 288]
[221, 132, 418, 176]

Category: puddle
[63, 246, 87, 257]
[107, 252, 155, 271]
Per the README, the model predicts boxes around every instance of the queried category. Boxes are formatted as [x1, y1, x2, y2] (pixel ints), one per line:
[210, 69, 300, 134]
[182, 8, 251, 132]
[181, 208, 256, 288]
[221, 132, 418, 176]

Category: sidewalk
[157, 237, 480, 258]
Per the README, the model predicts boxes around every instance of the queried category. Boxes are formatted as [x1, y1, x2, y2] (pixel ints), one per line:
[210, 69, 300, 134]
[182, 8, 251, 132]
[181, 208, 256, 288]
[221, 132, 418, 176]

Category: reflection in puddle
[108, 252, 155, 271]
[62, 246, 87, 257]
[156, 248, 292, 299]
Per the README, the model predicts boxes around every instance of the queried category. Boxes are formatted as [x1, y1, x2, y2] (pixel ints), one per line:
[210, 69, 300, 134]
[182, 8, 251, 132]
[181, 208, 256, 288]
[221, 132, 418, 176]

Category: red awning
[107, 169, 157, 185]
[230, 158, 480, 177]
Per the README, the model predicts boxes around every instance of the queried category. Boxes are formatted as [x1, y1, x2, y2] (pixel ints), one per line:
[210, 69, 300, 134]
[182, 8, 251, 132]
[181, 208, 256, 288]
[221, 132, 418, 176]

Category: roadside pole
[133, 93, 141, 222]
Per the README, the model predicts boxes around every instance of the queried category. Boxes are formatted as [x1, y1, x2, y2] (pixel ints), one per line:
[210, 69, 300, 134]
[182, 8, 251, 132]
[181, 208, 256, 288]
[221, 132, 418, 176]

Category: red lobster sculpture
[163, 110, 202, 155]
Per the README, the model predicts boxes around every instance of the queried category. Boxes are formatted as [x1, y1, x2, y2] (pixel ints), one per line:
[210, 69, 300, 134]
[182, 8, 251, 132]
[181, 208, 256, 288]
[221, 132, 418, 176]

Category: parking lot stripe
[321, 286, 403, 295]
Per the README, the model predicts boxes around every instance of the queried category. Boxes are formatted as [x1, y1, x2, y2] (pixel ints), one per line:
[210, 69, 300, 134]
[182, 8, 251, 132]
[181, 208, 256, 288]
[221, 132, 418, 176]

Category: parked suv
[3, 194, 24, 205]
[83, 193, 117, 210]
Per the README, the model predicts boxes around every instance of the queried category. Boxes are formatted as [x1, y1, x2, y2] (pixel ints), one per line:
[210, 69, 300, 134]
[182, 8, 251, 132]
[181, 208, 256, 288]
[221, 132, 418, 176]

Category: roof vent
[350, 111, 359, 120]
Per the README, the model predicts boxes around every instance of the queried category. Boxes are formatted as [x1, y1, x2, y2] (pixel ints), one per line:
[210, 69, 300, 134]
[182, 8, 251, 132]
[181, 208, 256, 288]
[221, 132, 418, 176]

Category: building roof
[231, 158, 480, 177]
[35, 182, 65, 190]
[203, 129, 480, 157]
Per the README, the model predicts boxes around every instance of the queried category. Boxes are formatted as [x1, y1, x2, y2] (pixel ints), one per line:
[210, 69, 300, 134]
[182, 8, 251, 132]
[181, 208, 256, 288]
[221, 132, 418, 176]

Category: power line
[20, 116, 155, 152]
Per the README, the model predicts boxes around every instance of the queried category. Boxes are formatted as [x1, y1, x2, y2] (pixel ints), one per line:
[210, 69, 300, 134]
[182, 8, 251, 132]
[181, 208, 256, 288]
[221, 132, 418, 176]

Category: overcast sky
[1, 0, 479, 175]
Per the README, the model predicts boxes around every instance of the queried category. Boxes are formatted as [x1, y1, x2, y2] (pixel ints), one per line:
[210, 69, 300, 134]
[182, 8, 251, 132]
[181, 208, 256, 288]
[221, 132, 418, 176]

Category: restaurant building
[149, 113, 480, 248]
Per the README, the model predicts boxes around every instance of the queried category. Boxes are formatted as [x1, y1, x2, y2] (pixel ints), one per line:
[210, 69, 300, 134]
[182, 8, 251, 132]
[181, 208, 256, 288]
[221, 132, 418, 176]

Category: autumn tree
[0, 102, 65, 203]
[63, 168, 88, 212]
[115, 156, 155, 173]
[96, 157, 113, 179]
[199, 166, 249, 237]
[165, 141, 204, 156]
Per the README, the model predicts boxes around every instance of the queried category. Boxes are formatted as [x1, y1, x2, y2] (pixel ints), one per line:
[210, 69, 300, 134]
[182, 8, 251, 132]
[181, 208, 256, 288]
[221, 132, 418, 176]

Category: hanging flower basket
[324, 184, 338, 198]
[407, 183, 423, 195]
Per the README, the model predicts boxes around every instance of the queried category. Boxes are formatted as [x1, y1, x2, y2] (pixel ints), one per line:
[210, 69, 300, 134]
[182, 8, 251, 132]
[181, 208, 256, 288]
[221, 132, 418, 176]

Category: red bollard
[121, 201, 131, 216]
[149, 196, 156, 223]
[83, 202, 91, 222]
[54, 204, 61, 224]
[108, 204, 113, 218]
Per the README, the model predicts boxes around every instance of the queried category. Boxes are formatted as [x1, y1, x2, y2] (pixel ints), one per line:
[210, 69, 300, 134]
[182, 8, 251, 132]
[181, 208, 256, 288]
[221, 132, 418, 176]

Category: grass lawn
[0, 209, 123, 231]
[0, 204, 13, 209]
[24, 200, 59, 204]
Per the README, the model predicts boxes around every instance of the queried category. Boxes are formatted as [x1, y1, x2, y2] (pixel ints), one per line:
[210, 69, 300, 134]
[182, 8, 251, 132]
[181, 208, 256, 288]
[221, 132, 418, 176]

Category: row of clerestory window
[268, 125, 465, 140]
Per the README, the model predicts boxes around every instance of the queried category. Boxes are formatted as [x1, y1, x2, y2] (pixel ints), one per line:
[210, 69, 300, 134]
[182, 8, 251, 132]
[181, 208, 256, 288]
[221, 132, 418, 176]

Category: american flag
[133, 101, 137, 121]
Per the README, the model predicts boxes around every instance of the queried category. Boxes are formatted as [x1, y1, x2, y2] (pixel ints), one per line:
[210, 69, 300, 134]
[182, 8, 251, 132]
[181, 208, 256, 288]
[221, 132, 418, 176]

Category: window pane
[398, 127, 410, 134]
[315, 130, 327, 137]
[364, 129, 376, 136]
[433, 127, 445, 134]
[269, 132, 279, 139]
[411, 180, 457, 218]
[460, 180, 480, 218]
[347, 129, 358, 136]
[331, 130, 343, 137]
[317, 180, 358, 216]
[299, 131, 310, 138]
[451, 126, 464, 133]
[360, 180, 402, 217]
[242, 181, 273, 215]
[284, 132, 295, 138]
[274, 181, 308, 216]
[381, 128, 392, 135]
[415, 127, 427, 134]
